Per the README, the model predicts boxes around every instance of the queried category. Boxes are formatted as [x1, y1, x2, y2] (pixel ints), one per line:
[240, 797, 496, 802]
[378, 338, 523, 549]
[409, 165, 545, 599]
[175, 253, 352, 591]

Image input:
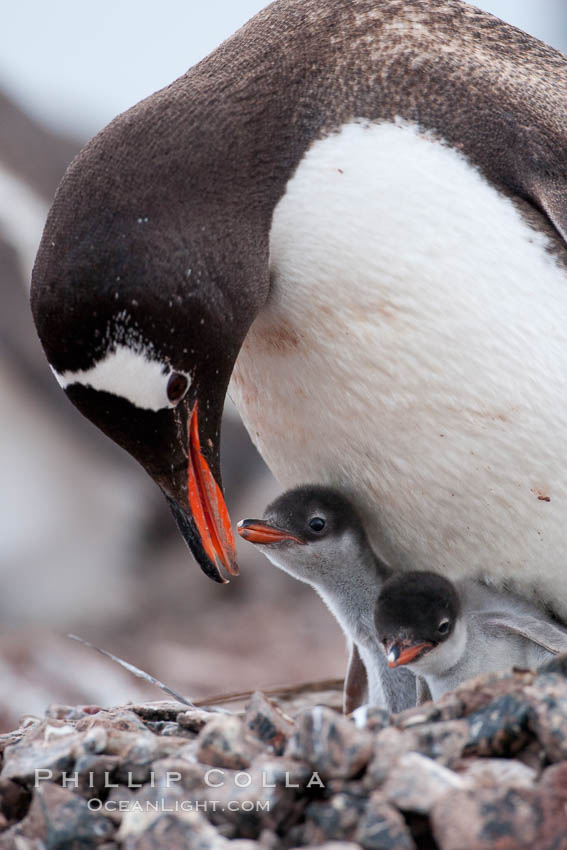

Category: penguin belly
[231, 121, 567, 618]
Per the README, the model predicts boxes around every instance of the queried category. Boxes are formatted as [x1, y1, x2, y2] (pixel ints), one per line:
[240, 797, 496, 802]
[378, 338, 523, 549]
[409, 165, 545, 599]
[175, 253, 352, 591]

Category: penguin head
[30, 101, 269, 584]
[374, 572, 463, 674]
[237, 485, 376, 583]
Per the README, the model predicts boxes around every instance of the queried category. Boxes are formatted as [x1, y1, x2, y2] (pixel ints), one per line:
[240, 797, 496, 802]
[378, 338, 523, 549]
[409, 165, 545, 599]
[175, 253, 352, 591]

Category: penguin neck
[313, 546, 386, 646]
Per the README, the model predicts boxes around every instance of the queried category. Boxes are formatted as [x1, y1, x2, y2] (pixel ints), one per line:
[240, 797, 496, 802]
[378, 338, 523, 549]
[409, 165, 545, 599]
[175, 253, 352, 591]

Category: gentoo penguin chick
[375, 571, 567, 702]
[237, 485, 416, 713]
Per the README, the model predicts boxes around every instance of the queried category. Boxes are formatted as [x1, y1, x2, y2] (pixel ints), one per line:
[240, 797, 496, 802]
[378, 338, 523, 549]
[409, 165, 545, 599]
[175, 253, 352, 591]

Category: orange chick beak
[386, 640, 435, 668]
[237, 519, 305, 546]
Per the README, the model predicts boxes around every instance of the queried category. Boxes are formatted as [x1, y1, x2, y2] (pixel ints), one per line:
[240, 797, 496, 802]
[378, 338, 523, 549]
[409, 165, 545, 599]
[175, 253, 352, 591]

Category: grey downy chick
[374, 570, 567, 702]
[237, 485, 416, 713]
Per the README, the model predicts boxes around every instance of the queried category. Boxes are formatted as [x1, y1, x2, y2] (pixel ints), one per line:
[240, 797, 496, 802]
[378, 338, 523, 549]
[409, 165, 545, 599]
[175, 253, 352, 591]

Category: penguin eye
[309, 517, 326, 533]
[167, 372, 189, 404]
[437, 619, 450, 635]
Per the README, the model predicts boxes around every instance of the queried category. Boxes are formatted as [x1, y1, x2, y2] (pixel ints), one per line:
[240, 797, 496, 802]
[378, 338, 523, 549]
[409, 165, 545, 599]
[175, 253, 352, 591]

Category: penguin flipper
[344, 642, 368, 714]
[416, 676, 432, 706]
[482, 612, 567, 655]
[531, 173, 567, 248]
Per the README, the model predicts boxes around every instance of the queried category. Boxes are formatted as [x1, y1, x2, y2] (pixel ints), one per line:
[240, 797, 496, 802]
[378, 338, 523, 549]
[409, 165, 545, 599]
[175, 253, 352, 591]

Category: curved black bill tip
[166, 496, 229, 584]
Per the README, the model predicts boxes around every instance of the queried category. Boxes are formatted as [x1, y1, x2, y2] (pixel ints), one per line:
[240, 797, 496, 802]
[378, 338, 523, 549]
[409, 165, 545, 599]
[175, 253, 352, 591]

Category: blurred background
[1, 1, 566, 731]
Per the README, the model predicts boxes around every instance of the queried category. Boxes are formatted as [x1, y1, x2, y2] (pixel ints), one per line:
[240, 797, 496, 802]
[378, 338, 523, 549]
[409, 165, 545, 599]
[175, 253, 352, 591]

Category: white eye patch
[51, 344, 191, 412]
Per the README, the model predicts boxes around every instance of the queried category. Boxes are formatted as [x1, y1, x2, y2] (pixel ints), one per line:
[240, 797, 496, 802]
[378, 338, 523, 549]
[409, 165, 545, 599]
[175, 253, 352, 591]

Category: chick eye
[309, 517, 326, 533]
[167, 372, 189, 404]
[438, 619, 450, 635]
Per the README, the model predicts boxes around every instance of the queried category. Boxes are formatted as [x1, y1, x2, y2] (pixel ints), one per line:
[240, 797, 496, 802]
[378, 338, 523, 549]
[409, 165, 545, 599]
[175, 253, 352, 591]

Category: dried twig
[68, 634, 343, 712]
[67, 634, 195, 708]
[194, 678, 344, 706]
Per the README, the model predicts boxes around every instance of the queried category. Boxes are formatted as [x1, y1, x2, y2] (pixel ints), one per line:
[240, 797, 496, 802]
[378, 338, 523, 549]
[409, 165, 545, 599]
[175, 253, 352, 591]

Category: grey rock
[103, 786, 151, 827]
[458, 758, 537, 789]
[0, 777, 31, 825]
[128, 702, 189, 723]
[449, 669, 536, 716]
[46, 704, 104, 723]
[431, 785, 567, 850]
[462, 694, 534, 758]
[258, 828, 280, 850]
[410, 719, 471, 766]
[539, 760, 567, 798]
[524, 672, 567, 762]
[176, 708, 217, 733]
[287, 706, 373, 780]
[355, 791, 416, 850]
[120, 810, 227, 850]
[205, 757, 306, 839]
[302, 792, 367, 845]
[75, 709, 149, 736]
[196, 715, 265, 771]
[80, 726, 108, 756]
[381, 753, 466, 814]
[0, 730, 24, 758]
[8, 783, 113, 847]
[73, 753, 121, 799]
[1, 730, 79, 784]
[143, 720, 193, 737]
[294, 844, 362, 850]
[244, 692, 295, 755]
[394, 694, 464, 729]
[250, 755, 316, 792]
[364, 718, 470, 792]
[149, 758, 208, 793]
[350, 706, 391, 734]
[364, 728, 420, 789]
[99, 730, 188, 784]
[114, 736, 161, 786]
[0, 836, 47, 850]
[101, 762, 209, 829]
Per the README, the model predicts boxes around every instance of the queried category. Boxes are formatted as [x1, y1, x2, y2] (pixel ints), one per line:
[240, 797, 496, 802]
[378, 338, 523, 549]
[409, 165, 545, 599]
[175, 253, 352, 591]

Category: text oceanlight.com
[89, 799, 273, 813]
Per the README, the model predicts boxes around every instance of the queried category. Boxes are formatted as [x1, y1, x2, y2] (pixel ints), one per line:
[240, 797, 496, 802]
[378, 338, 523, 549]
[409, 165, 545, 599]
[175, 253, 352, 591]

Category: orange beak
[237, 519, 305, 546]
[386, 640, 434, 668]
[187, 403, 238, 582]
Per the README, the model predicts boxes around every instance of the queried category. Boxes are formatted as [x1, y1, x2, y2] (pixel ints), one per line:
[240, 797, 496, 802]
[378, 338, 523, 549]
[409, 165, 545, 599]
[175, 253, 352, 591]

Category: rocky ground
[2, 659, 567, 850]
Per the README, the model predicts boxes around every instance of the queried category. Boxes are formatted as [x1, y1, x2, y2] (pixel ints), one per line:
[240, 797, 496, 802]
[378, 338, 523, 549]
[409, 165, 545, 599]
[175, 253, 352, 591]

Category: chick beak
[386, 640, 435, 668]
[237, 519, 305, 546]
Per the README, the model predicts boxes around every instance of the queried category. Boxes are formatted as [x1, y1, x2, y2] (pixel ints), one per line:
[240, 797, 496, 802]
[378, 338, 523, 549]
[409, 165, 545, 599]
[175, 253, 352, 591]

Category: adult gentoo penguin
[237, 485, 416, 712]
[31, 2, 567, 608]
